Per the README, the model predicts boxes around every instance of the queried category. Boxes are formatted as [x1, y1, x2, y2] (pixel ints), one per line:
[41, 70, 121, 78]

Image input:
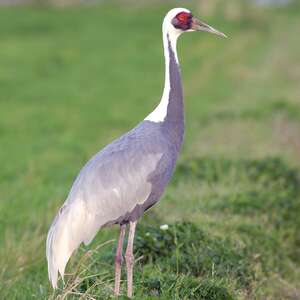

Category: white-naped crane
[46, 7, 226, 298]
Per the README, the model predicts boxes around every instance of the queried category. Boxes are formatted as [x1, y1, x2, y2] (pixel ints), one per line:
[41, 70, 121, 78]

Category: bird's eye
[172, 12, 192, 30]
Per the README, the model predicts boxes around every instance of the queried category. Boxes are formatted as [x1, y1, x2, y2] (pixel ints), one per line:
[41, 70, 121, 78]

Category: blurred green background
[0, 0, 299, 299]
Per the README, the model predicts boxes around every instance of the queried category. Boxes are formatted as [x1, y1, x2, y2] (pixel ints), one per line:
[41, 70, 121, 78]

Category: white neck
[144, 22, 181, 123]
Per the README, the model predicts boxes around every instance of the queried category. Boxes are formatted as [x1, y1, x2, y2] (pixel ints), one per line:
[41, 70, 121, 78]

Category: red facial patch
[176, 12, 190, 24]
[172, 11, 192, 30]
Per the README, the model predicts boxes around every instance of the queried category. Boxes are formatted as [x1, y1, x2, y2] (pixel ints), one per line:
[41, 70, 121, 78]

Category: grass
[0, 0, 300, 299]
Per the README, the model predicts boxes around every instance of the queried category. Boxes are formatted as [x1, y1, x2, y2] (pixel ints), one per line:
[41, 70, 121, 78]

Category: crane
[46, 7, 226, 298]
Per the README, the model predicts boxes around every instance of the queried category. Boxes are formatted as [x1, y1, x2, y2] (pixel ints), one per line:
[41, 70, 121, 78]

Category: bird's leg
[125, 221, 137, 298]
[114, 224, 126, 296]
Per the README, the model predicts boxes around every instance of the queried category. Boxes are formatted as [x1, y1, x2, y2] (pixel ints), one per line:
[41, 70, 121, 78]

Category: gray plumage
[46, 32, 184, 288]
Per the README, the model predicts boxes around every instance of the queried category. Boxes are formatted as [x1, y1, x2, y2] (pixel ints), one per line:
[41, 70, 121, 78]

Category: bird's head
[163, 8, 227, 39]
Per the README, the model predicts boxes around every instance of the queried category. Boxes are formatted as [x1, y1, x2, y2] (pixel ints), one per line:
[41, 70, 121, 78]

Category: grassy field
[0, 1, 300, 299]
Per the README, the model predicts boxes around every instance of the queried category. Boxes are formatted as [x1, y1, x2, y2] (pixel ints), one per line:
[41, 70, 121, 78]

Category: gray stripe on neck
[162, 34, 185, 151]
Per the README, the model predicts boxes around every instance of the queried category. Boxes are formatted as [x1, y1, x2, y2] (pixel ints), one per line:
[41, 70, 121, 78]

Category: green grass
[0, 1, 300, 299]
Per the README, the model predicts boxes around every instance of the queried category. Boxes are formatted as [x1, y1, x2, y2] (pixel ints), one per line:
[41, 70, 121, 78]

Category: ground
[0, 1, 299, 299]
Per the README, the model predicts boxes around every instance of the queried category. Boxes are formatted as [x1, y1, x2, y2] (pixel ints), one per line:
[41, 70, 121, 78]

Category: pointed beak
[191, 17, 227, 38]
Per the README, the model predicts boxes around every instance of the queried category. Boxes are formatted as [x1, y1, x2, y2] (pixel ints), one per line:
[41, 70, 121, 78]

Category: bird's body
[46, 7, 226, 297]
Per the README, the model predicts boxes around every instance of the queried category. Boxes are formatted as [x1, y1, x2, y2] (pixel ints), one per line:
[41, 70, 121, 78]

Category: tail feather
[46, 207, 74, 288]
[46, 200, 101, 289]
[46, 223, 58, 288]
